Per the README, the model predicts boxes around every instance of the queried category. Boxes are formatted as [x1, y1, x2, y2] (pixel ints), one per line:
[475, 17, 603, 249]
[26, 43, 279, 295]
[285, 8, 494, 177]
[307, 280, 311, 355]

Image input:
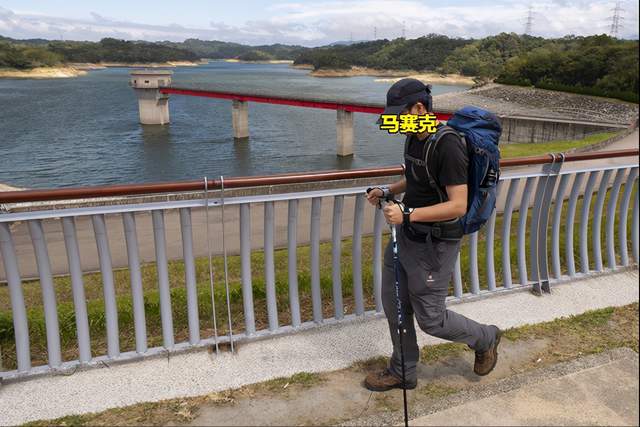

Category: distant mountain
[0, 35, 51, 45]
[326, 40, 369, 46]
[0, 35, 311, 69]
[161, 39, 309, 60]
[293, 35, 470, 70]
[0, 37, 198, 68]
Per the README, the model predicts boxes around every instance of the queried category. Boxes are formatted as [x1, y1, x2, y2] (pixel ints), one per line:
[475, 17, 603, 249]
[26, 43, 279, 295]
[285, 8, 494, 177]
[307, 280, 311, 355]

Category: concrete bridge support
[130, 70, 173, 125]
[232, 100, 250, 141]
[336, 109, 354, 157]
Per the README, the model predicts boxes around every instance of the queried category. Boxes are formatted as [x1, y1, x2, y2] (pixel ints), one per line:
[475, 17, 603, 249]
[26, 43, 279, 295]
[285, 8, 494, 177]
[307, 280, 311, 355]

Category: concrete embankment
[434, 83, 639, 126]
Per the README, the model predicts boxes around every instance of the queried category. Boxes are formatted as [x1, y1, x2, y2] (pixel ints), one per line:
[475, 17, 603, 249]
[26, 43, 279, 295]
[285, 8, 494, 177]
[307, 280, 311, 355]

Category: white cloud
[0, 1, 637, 45]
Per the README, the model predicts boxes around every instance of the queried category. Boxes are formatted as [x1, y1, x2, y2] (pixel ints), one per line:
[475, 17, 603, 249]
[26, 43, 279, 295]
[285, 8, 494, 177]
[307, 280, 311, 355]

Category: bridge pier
[232, 100, 249, 140]
[130, 70, 173, 125]
[336, 109, 354, 157]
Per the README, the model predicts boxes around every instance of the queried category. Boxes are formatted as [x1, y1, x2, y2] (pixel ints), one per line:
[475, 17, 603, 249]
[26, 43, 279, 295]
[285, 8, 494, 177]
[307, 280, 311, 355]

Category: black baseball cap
[377, 78, 432, 124]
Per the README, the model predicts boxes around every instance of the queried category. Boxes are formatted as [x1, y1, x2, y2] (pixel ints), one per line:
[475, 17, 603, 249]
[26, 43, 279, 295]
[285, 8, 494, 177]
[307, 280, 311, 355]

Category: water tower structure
[129, 70, 173, 125]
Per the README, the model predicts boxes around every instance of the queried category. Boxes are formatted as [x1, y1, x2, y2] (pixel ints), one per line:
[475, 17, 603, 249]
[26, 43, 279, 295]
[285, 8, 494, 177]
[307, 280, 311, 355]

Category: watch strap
[403, 206, 414, 225]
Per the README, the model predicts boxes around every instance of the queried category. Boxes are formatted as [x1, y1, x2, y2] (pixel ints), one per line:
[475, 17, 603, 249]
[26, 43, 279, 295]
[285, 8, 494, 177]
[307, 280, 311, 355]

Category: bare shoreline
[0, 66, 88, 79]
[223, 59, 294, 64]
[375, 73, 476, 86]
[0, 60, 209, 79]
[0, 183, 23, 192]
[299, 65, 476, 86]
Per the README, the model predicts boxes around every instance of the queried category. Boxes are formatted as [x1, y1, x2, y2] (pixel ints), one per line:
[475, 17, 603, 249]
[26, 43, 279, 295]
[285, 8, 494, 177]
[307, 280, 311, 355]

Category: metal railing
[0, 150, 638, 381]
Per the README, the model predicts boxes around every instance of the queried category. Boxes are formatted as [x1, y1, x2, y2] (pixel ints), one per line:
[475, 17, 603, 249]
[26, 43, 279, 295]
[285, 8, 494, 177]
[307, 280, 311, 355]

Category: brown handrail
[1, 148, 637, 204]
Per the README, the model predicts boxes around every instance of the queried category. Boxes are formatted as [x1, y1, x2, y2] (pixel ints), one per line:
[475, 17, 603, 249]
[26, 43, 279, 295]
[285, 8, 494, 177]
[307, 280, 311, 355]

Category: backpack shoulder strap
[404, 134, 427, 167]
[424, 126, 463, 203]
[403, 133, 411, 158]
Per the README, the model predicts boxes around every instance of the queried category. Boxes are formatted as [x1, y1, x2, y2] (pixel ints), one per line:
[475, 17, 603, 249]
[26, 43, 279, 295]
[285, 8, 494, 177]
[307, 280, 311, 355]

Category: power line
[402, 21, 406, 38]
[609, 0, 624, 38]
[524, 5, 534, 35]
[373, 26, 377, 40]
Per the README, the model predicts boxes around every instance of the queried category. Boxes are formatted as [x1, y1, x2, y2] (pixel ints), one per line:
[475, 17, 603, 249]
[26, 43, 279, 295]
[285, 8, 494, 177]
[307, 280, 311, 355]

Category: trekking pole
[204, 177, 220, 354]
[220, 175, 235, 353]
[366, 188, 409, 427]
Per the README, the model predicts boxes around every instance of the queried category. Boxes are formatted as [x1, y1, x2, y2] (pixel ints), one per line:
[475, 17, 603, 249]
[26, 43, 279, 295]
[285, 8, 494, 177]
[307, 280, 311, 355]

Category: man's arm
[388, 177, 407, 195]
[382, 183, 467, 224]
[409, 184, 467, 222]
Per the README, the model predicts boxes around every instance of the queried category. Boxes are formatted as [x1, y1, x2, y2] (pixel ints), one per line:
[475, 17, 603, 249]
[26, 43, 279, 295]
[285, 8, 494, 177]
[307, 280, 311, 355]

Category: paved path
[0, 268, 636, 425]
[408, 349, 638, 426]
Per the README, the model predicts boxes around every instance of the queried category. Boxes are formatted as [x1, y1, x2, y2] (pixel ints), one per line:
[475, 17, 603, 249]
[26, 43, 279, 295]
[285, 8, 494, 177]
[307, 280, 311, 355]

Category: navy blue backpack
[422, 106, 502, 235]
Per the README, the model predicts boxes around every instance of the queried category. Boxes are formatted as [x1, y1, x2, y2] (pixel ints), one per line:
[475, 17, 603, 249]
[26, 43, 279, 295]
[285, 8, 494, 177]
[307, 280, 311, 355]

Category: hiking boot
[474, 326, 502, 376]
[364, 368, 417, 392]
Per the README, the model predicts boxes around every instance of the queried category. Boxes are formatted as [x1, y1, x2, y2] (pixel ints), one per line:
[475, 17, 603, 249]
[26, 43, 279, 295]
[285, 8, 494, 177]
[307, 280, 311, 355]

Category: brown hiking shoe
[364, 368, 417, 392]
[474, 326, 502, 376]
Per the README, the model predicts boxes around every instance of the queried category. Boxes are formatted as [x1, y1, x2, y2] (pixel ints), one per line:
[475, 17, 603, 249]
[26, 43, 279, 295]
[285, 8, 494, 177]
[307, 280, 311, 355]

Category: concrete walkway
[0, 269, 637, 425]
[408, 349, 638, 426]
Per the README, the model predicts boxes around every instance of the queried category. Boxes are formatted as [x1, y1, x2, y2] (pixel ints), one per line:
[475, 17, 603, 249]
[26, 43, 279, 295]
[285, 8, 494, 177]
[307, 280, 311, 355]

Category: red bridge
[128, 71, 626, 158]
[129, 70, 454, 157]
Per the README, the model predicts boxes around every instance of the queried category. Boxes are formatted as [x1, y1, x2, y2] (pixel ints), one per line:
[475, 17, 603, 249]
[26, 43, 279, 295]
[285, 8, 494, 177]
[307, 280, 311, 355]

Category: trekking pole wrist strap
[378, 186, 393, 200]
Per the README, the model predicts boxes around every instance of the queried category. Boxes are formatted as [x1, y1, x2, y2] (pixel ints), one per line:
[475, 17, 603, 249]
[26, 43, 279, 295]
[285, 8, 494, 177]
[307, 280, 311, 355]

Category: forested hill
[293, 34, 471, 71]
[0, 37, 198, 68]
[293, 33, 639, 103]
[162, 39, 308, 61]
[0, 36, 308, 68]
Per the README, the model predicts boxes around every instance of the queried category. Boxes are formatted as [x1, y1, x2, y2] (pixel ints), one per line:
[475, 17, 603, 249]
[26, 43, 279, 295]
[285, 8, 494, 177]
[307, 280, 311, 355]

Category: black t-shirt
[402, 126, 469, 213]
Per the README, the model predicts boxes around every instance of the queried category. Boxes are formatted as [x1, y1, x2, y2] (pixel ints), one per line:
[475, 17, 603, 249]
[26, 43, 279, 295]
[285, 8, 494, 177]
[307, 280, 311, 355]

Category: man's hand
[383, 203, 403, 225]
[366, 187, 384, 206]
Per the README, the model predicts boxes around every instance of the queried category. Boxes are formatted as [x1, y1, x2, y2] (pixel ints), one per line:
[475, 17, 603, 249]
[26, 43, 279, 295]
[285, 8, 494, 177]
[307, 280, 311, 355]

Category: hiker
[364, 78, 502, 392]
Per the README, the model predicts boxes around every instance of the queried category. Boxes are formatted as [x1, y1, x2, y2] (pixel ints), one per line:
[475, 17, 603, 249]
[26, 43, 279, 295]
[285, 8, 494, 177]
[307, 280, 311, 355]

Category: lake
[0, 61, 469, 188]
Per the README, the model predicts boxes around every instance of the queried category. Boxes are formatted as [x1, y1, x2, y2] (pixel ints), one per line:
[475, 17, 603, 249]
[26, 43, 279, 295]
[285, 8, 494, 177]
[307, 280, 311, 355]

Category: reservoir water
[0, 61, 468, 189]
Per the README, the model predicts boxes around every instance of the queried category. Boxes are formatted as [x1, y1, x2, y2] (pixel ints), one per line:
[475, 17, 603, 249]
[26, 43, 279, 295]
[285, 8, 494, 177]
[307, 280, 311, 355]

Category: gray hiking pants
[382, 225, 497, 383]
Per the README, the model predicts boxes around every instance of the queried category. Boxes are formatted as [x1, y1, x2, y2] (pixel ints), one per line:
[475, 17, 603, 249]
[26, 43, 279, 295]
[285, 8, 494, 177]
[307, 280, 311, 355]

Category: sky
[0, 0, 638, 46]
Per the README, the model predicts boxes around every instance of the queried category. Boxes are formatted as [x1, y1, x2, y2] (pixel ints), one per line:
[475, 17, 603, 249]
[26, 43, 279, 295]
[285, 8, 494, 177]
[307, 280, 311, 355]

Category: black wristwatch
[402, 206, 415, 225]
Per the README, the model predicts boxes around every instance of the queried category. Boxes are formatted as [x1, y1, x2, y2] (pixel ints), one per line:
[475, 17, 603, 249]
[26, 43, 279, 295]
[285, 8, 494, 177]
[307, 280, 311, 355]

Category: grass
[499, 131, 619, 158]
[417, 383, 461, 399]
[258, 372, 324, 392]
[25, 303, 639, 427]
[420, 342, 469, 364]
[0, 235, 388, 370]
[502, 303, 639, 364]
[350, 355, 389, 372]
